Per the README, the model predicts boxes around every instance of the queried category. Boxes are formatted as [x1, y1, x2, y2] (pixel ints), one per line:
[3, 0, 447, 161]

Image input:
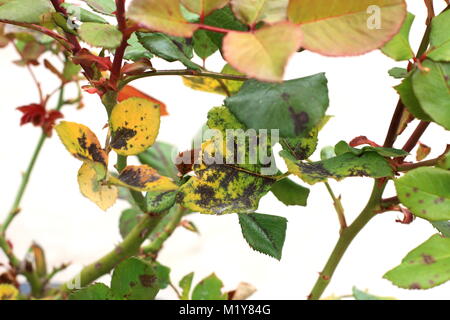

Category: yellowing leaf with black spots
[78, 163, 118, 211]
[109, 165, 178, 193]
[0, 284, 18, 300]
[110, 97, 161, 156]
[55, 121, 108, 177]
[177, 163, 274, 215]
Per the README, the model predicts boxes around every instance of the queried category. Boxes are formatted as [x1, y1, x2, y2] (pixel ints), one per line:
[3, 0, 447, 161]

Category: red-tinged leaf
[121, 59, 153, 75]
[416, 142, 431, 161]
[118, 85, 168, 116]
[82, 85, 101, 95]
[349, 136, 381, 148]
[17, 104, 46, 126]
[42, 110, 64, 137]
[72, 48, 112, 71]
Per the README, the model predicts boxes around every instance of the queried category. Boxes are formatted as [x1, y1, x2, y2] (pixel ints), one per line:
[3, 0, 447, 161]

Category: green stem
[61, 212, 163, 292]
[120, 69, 248, 89]
[324, 182, 347, 233]
[1, 87, 65, 235]
[143, 206, 186, 256]
[308, 181, 385, 300]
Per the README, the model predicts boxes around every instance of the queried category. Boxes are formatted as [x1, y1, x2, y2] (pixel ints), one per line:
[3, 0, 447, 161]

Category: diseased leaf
[78, 163, 118, 211]
[69, 283, 115, 300]
[280, 127, 318, 160]
[281, 150, 394, 185]
[79, 22, 122, 49]
[432, 221, 450, 238]
[0, 0, 54, 24]
[55, 121, 108, 177]
[384, 234, 450, 290]
[179, 272, 194, 300]
[230, 0, 288, 25]
[82, 0, 116, 16]
[111, 257, 159, 300]
[416, 142, 431, 161]
[427, 10, 450, 62]
[119, 208, 144, 238]
[118, 86, 168, 116]
[138, 142, 179, 180]
[124, 33, 154, 61]
[181, 0, 229, 16]
[352, 287, 395, 300]
[238, 212, 287, 260]
[270, 177, 309, 207]
[109, 165, 178, 193]
[192, 273, 227, 300]
[153, 262, 171, 289]
[288, 0, 407, 56]
[334, 141, 408, 158]
[137, 32, 200, 70]
[128, 0, 198, 38]
[228, 282, 257, 300]
[145, 190, 177, 213]
[225, 73, 329, 138]
[223, 22, 302, 82]
[381, 12, 415, 61]
[395, 73, 433, 121]
[412, 60, 450, 130]
[110, 97, 161, 156]
[395, 167, 450, 221]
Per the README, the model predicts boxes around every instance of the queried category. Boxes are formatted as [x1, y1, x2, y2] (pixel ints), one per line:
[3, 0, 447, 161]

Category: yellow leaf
[78, 163, 118, 211]
[230, 0, 288, 25]
[223, 22, 302, 82]
[109, 165, 178, 193]
[128, 0, 198, 37]
[110, 97, 161, 156]
[0, 284, 19, 300]
[181, 0, 229, 16]
[55, 121, 108, 177]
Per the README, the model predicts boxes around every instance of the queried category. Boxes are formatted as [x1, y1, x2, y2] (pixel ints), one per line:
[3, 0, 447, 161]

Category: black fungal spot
[77, 133, 88, 150]
[119, 167, 159, 188]
[409, 283, 421, 289]
[288, 107, 309, 135]
[281, 92, 290, 101]
[422, 254, 435, 265]
[196, 185, 216, 207]
[111, 127, 137, 149]
[88, 143, 106, 165]
[139, 274, 156, 288]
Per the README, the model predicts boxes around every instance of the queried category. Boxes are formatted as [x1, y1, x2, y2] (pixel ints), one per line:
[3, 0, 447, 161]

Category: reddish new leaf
[17, 103, 63, 136]
[72, 48, 112, 71]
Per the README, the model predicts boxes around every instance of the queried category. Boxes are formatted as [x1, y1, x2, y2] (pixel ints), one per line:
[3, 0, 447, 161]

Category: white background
[0, 0, 449, 299]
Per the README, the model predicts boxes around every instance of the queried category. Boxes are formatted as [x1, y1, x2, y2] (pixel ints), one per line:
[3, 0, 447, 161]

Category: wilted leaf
[55, 121, 108, 177]
[109, 165, 178, 193]
[128, 0, 198, 37]
[270, 177, 309, 207]
[412, 60, 450, 130]
[281, 150, 393, 185]
[384, 234, 450, 289]
[238, 212, 287, 260]
[110, 97, 161, 156]
[381, 12, 415, 61]
[111, 257, 159, 300]
[181, 0, 229, 16]
[179, 272, 194, 300]
[223, 22, 302, 82]
[288, 0, 407, 56]
[69, 283, 115, 300]
[118, 86, 168, 116]
[228, 282, 257, 300]
[230, 0, 288, 25]
[395, 167, 450, 221]
[0, 0, 54, 23]
[78, 163, 118, 211]
[225, 73, 329, 138]
[427, 10, 450, 62]
[416, 143, 431, 161]
[192, 273, 227, 300]
[78, 22, 122, 49]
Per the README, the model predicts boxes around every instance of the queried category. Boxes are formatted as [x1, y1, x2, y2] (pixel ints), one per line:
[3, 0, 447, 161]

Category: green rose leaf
[82, 0, 116, 16]
[225, 73, 329, 138]
[287, 0, 407, 56]
[395, 73, 433, 121]
[381, 12, 415, 61]
[427, 10, 450, 62]
[192, 273, 227, 300]
[193, 29, 219, 59]
[230, 0, 288, 25]
[145, 190, 177, 213]
[395, 167, 450, 221]
[138, 142, 179, 180]
[137, 32, 200, 71]
[412, 60, 450, 130]
[119, 208, 144, 239]
[431, 221, 450, 238]
[111, 257, 160, 300]
[281, 150, 393, 185]
[270, 177, 309, 207]
[69, 283, 116, 300]
[334, 141, 408, 158]
[384, 234, 450, 289]
[388, 67, 408, 79]
[179, 272, 194, 300]
[61, 3, 107, 24]
[124, 33, 153, 61]
[0, 0, 54, 23]
[78, 23, 122, 49]
[238, 212, 287, 260]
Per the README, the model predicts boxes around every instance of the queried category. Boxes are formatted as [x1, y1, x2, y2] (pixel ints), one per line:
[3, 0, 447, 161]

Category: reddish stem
[110, 0, 130, 89]
[402, 121, 430, 153]
[49, 0, 82, 53]
[197, 24, 232, 34]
